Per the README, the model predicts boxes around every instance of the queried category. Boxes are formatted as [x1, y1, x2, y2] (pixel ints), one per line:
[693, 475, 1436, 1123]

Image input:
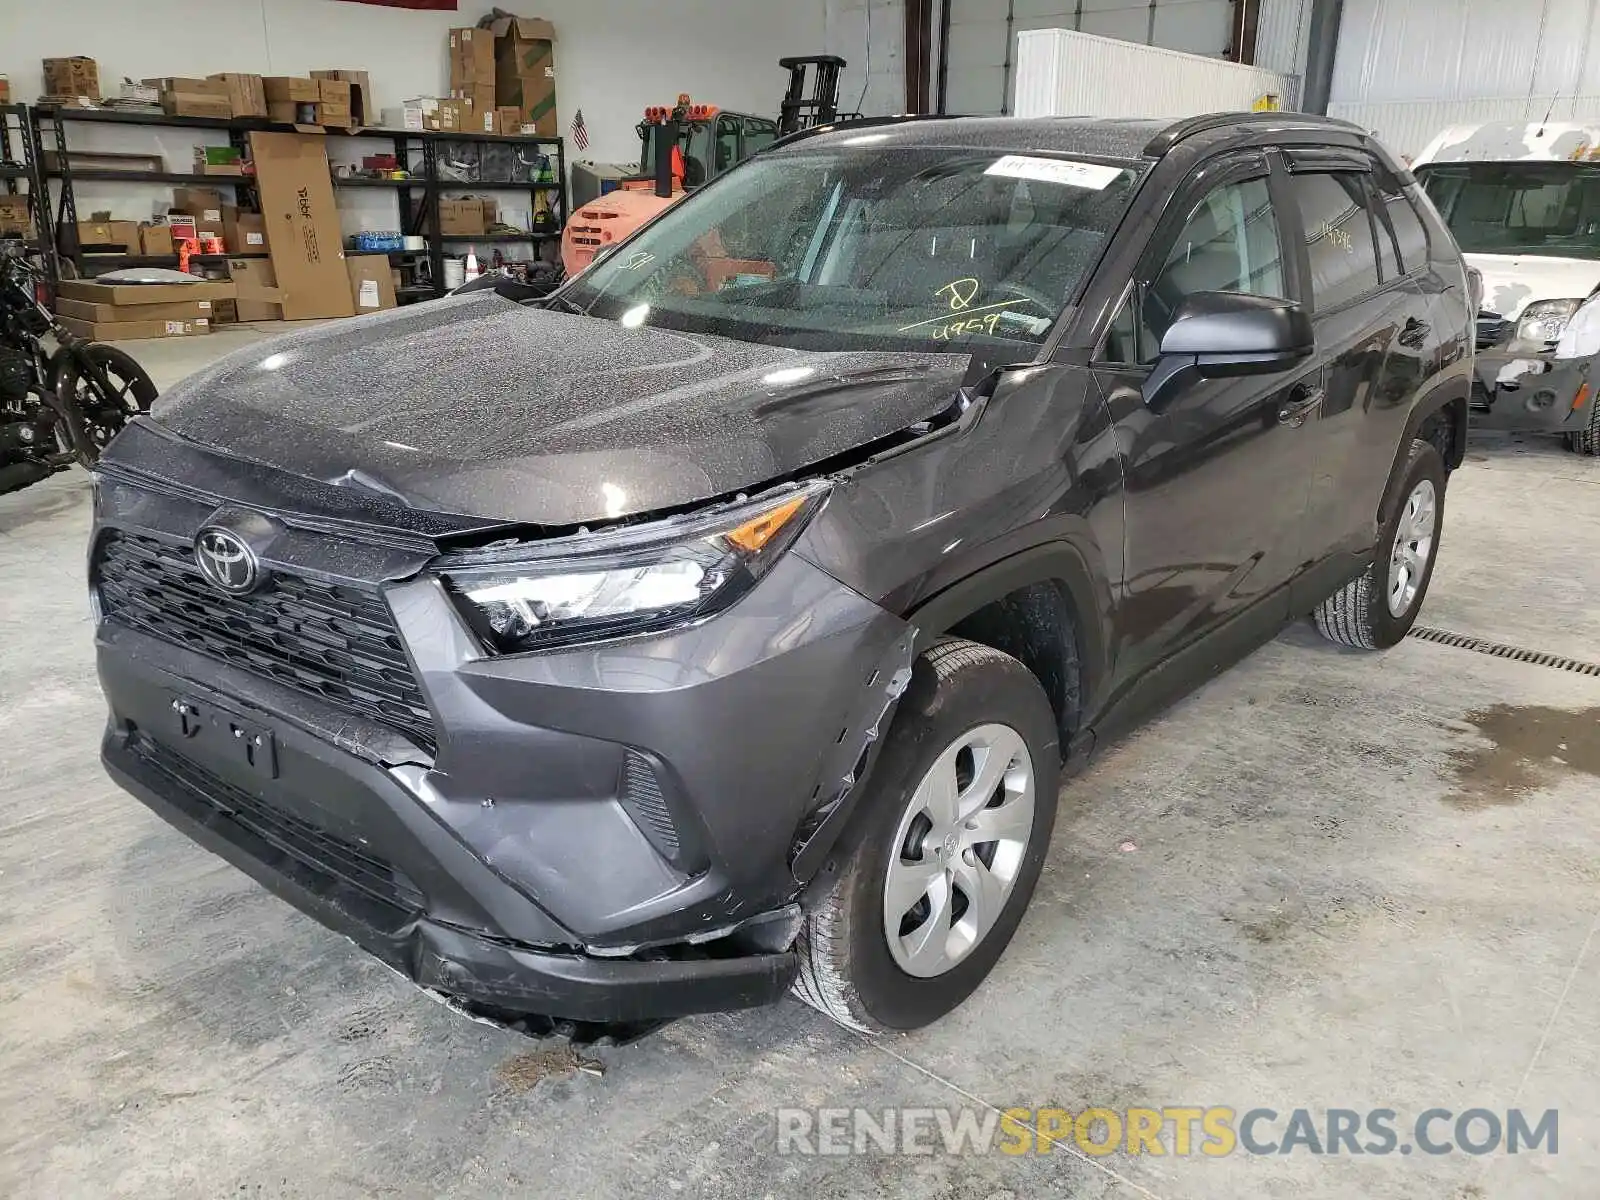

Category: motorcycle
[0, 239, 157, 496]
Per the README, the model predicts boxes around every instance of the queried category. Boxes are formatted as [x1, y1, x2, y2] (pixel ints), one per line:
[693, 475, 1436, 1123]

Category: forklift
[561, 56, 848, 275]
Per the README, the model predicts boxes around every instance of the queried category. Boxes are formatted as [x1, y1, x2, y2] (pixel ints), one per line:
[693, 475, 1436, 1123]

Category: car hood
[1466, 252, 1600, 319]
[149, 293, 970, 528]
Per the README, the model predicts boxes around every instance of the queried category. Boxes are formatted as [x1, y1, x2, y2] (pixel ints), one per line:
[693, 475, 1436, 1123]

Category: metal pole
[1302, 0, 1345, 115]
[936, 0, 953, 114]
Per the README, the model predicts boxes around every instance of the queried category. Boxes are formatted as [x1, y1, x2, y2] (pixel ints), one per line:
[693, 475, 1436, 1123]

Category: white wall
[8, 0, 829, 246]
[826, 0, 907, 117]
[1328, 0, 1600, 156]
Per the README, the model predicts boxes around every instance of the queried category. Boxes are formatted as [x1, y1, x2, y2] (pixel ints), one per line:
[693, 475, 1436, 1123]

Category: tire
[792, 637, 1062, 1033]
[56, 343, 158, 465]
[1313, 438, 1446, 650]
[1566, 398, 1600, 456]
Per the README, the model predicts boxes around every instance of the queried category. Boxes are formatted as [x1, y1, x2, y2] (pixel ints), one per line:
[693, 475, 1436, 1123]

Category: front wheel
[56, 343, 158, 465]
[1566, 397, 1600, 456]
[792, 638, 1061, 1032]
[1314, 438, 1446, 650]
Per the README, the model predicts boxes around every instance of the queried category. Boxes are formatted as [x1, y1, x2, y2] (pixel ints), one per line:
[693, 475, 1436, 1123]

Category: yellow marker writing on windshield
[937, 278, 981, 311]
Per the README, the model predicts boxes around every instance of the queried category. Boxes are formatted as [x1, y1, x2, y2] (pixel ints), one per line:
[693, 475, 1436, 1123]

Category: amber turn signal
[725, 495, 809, 553]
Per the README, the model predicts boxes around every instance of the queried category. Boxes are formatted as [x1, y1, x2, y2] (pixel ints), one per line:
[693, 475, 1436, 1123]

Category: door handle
[1278, 387, 1325, 427]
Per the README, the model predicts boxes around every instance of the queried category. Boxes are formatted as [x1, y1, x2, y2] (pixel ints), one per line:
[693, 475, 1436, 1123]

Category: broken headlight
[1512, 298, 1583, 351]
[441, 483, 828, 653]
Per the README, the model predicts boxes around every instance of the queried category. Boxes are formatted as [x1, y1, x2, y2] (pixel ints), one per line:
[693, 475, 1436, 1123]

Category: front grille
[134, 735, 426, 915]
[96, 531, 437, 754]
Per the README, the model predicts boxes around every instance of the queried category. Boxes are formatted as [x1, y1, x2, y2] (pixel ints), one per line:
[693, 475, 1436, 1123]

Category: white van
[1413, 121, 1600, 454]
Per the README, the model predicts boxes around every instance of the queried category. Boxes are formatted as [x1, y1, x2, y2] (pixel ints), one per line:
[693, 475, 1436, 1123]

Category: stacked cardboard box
[437, 198, 491, 237]
[54, 278, 235, 341]
[146, 77, 232, 119]
[264, 77, 320, 125]
[172, 186, 227, 241]
[228, 257, 283, 322]
[487, 16, 557, 136]
[315, 78, 354, 129]
[76, 219, 140, 252]
[139, 224, 175, 256]
[448, 26, 497, 128]
[43, 57, 100, 101]
[209, 73, 268, 119]
[311, 70, 373, 126]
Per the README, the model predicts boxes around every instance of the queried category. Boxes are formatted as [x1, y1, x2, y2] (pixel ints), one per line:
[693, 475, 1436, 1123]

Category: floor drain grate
[1408, 626, 1600, 676]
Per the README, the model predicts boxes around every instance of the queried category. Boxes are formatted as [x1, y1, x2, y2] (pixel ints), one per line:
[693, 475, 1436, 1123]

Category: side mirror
[1144, 291, 1314, 408]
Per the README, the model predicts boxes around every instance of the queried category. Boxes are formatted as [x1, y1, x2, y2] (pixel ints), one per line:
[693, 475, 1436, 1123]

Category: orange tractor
[561, 56, 847, 276]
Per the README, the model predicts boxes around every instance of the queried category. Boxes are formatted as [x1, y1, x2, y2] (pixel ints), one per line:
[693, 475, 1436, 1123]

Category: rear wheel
[57, 343, 158, 464]
[792, 638, 1061, 1032]
[1314, 438, 1445, 650]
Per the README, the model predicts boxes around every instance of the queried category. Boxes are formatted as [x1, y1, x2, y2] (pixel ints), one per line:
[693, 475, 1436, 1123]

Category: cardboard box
[488, 15, 557, 136]
[146, 76, 228, 97]
[147, 76, 232, 119]
[249, 131, 354, 320]
[381, 102, 429, 132]
[346, 255, 398, 312]
[222, 206, 269, 254]
[450, 85, 495, 119]
[449, 28, 496, 88]
[265, 77, 321, 104]
[44, 57, 100, 100]
[209, 73, 268, 119]
[426, 98, 473, 131]
[438, 197, 487, 237]
[212, 298, 239, 325]
[55, 279, 236, 307]
[139, 224, 175, 256]
[0, 196, 32, 238]
[311, 69, 373, 125]
[57, 315, 208, 341]
[76, 220, 140, 251]
[172, 187, 226, 233]
[496, 105, 525, 135]
[56, 297, 213, 323]
[315, 78, 354, 128]
[227, 256, 284, 322]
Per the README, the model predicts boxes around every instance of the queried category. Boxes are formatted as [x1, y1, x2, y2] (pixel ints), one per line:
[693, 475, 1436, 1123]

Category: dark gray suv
[92, 113, 1473, 1037]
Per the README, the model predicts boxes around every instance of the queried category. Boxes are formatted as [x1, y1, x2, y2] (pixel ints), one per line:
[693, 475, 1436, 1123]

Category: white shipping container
[1013, 28, 1293, 120]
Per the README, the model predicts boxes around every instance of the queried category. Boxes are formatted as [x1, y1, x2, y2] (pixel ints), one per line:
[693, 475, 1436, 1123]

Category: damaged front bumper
[92, 474, 916, 1026]
[1472, 349, 1598, 432]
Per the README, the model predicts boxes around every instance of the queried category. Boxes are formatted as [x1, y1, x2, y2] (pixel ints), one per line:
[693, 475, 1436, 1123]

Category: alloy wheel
[882, 723, 1036, 978]
[1387, 478, 1437, 617]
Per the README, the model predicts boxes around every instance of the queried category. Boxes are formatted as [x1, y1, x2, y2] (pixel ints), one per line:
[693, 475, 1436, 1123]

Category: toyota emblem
[194, 527, 263, 595]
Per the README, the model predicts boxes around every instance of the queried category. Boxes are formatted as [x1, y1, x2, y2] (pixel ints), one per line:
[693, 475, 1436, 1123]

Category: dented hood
[149, 293, 967, 527]
[1467, 252, 1600, 320]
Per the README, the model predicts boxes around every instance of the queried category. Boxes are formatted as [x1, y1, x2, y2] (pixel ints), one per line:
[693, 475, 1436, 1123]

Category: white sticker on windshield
[985, 155, 1123, 190]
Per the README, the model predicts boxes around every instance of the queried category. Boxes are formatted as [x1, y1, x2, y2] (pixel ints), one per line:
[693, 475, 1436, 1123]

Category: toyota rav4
[92, 113, 1472, 1036]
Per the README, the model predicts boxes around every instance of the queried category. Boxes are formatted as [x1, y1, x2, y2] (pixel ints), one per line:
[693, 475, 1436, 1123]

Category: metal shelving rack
[0, 103, 57, 295]
[28, 105, 567, 302]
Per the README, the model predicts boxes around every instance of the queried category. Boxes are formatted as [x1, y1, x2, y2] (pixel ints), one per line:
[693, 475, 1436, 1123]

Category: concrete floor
[3, 325, 1598, 1198]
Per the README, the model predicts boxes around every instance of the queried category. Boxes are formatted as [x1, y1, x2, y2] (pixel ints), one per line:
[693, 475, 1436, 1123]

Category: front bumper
[1471, 351, 1597, 432]
[91, 466, 914, 1023]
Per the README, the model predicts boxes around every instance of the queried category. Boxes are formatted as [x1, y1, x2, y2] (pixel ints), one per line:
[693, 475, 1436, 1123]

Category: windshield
[563, 146, 1145, 353]
[1416, 161, 1600, 258]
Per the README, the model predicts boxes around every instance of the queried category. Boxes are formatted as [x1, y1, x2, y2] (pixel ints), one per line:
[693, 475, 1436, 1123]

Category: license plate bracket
[169, 696, 278, 779]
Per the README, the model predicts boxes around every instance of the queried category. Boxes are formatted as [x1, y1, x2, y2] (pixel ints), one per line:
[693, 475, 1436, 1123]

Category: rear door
[1278, 154, 1440, 606]
[1092, 153, 1321, 689]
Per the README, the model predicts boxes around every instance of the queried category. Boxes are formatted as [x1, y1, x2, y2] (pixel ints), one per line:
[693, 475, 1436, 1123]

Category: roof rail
[1143, 111, 1367, 157]
[764, 112, 960, 154]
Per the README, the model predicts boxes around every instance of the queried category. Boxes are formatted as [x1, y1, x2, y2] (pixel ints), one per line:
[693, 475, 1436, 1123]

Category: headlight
[1513, 298, 1584, 349]
[440, 483, 828, 653]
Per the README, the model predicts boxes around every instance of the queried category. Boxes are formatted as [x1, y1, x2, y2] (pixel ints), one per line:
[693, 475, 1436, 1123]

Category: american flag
[571, 109, 589, 152]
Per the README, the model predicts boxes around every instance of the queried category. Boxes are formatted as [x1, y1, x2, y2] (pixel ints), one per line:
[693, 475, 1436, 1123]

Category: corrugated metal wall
[1254, 0, 1311, 83]
[1014, 28, 1291, 118]
[827, 0, 908, 117]
[1330, 0, 1600, 155]
[944, 0, 1238, 116]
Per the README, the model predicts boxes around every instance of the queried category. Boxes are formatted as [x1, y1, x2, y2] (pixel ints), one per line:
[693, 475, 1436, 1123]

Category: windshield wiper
[537, 292, 588, 316]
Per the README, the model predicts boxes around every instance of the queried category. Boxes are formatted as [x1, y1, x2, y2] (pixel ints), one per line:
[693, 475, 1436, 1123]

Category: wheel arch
[1379, 373, 1468, 526]
[904, 541, 1111, 755]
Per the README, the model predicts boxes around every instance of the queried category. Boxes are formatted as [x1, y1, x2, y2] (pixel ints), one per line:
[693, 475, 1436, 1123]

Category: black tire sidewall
[835, 652, 1061, 1031]
[1369, 441, 1446, 646]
